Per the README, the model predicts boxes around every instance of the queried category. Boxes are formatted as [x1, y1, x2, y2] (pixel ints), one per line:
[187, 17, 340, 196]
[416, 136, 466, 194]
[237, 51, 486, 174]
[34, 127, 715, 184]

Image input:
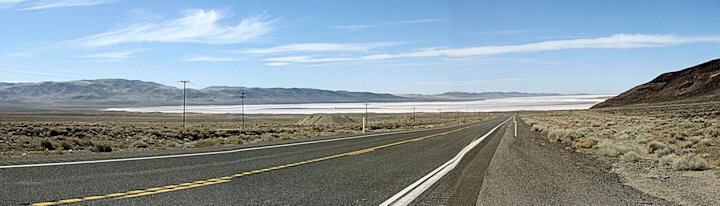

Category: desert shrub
[261, 134, 277, 142]
[648, 141, 666, 153]
[131, 141, 149, 148]
[40, 140, 55, 150]
[60, 141, 73, 150]
[548, 129, 567, 139]
[93, 144, 112, 152]
[622, 151, 641, 162]
[659, 154, 678, 166]
[680, 136, 703, 148]
[599, 129, 617, 138]
[699, 138, 713, 146]
[656, 148, 674, 157]
[194, 138, 221, 148]
[672, 154, 710, 171]
[548, 129, 582, 142]
[689, 136, 701, 144]
[572, 137, 598, 149]
[575, 127, 593, 136]
[681, 141, 697, 149]
[598, 142, 624, 157]
[531, 125, 544, 132]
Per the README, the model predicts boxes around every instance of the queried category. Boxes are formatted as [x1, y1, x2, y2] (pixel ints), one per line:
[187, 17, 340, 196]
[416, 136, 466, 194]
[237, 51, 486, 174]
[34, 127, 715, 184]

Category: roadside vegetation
[521, 102, 719, 170]
[521, 102, 720, 205]
[0, 110, 496, 156]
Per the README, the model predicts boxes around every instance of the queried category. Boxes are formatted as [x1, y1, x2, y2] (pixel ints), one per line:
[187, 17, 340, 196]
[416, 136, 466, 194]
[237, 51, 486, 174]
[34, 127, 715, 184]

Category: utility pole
[239, 90, 247, 131]
[179, 80, 189, 127]
[363, 102, 370, 133]
[412, 107, 416, 123]
[438, 109, 442, 119]
[364, 102, 369, 122]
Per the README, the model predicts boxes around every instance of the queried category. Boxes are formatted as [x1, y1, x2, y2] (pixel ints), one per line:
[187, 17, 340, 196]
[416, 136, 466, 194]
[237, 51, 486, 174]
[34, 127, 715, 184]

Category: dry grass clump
[93, 144, 112, 152]
[648, 141, 667, 153]
[659, 154, 678, 166]
[622, 151, 641, 162]
[699, 138, 713, 146]
[598, 141, 625, 157]
[194, 138, 223, 148]
[40, 140, 55, 150]
[572, 137, 598, 149]
[656, 148, 675, 157]
[672, 154, 710, 171]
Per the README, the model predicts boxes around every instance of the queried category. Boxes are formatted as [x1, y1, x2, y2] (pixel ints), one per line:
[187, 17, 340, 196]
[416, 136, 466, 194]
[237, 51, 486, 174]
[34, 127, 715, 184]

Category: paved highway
[0, 117, 509, 205]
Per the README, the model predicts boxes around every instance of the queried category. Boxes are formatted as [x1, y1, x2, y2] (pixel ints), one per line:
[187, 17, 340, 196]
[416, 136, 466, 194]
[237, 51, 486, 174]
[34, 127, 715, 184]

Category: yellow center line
[31, 124, 478, 206]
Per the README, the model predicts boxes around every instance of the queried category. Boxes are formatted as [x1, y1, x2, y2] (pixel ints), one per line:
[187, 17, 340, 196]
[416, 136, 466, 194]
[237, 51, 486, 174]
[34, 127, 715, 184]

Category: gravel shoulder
[477, 118, 673, 205]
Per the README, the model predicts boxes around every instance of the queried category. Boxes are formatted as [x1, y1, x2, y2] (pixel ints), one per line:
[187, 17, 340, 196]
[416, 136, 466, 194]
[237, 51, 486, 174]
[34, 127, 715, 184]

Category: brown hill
[592, 59, 720, 109]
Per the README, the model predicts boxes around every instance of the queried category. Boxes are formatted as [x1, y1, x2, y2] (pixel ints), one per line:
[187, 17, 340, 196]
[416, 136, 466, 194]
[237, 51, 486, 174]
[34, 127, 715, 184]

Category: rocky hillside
[593, 58, 720, 108]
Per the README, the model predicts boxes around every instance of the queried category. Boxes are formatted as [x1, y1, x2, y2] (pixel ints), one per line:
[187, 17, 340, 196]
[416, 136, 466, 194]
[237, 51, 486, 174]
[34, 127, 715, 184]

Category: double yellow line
[32, 125, 474, 206]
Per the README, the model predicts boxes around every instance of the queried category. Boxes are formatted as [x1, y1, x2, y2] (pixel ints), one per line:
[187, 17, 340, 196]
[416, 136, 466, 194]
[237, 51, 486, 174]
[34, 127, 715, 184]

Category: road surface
[0, 117, 510, 205]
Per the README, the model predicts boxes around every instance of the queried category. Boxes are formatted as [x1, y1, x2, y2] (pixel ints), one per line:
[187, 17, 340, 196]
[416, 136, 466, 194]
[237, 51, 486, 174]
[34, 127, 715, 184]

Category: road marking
[380, 117, 510, 206]
[514, 116, 517, 137]
[2, 126, 451, 169]
[29, 121, 496, 206]
[82, 196, 106, 200]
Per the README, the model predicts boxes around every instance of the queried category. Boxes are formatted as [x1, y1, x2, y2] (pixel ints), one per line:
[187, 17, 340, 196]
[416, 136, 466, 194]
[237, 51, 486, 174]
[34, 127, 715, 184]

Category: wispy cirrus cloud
[264, 34, 720, 65]
[334, 18, 444, 30]
[419, 77, 549, 87]
[384, 19, 445, 24]
[0, 0, 26, 9]
[238, 42, 400, 54]
[476, 30, 527, 35]
[2, 52, 32, 58]
[69, 9, 275, 47]
[76, 50, 141, 59]
[19, 0, 115, 11]
[264, 55, 356, 63]
[182, 56, 245, 62]
[266, 62, 290, 66]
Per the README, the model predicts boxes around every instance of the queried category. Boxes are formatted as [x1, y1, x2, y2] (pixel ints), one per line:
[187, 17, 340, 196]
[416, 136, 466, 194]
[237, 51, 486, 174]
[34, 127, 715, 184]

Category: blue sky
[1, 0, 720, 94]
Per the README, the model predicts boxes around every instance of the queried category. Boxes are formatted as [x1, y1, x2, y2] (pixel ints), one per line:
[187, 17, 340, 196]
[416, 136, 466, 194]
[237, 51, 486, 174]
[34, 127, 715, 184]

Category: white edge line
[380, 117, 510, 206]
[514, 116, 517, 137]
[0, 124, 463, 169]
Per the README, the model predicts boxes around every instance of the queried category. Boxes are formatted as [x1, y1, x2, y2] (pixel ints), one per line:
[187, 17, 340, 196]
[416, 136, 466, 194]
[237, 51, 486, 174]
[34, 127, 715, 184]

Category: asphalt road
[0, 117, 509, 205]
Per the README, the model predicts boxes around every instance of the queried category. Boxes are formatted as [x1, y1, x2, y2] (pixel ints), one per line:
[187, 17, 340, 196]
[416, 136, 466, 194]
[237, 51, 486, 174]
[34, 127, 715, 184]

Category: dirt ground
[0, 109, 496, 157]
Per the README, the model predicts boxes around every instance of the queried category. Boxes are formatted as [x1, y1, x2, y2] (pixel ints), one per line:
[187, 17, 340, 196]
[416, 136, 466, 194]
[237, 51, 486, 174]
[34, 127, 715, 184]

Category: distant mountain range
[593, 58, 720, 108]
[0, 79, 559, 107]
[397, 91, 559, 100]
